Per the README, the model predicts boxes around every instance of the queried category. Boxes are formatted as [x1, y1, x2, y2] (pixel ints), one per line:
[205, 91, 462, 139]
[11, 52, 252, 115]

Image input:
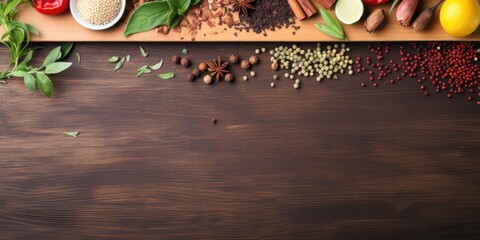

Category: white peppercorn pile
[269, 43, 354, 83]
[77, 0, 122, 25]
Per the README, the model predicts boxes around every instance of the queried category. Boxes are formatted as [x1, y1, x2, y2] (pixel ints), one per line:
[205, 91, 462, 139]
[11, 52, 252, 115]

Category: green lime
[335, 0, 364, 25]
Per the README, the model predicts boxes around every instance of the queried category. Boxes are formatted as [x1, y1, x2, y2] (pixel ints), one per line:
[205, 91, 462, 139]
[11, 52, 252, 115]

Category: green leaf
[158, 72, 175, 79]
[108, 56, 119, 63]
[390, 0, 401, 14]
[136, 65, 151, 77]
[114, 57, 126, 72]
[76, 53, 81, 65]
[314, 24, 346, 41]
[191, 0, 201, 5]
[139, 46, 148, 57]
[23, 72, 36, 93]
[182, 48, 188, 54]
[26, 24, 39, 35]
[42, 46, 61, 68]
[35, 72, 53, 97]
[167, 0, 191, 15]
[3, 0, 23, 17]
[45, 62, 72, 74]
[126, 54, 131, 62]
[179, 0, 191, 15]
[319, 8, 344, 37]
[59, 43, 74, 60]
[64, 131, 79, 138]
[124, 1, 171, 36]
[150, 59, 164, 70]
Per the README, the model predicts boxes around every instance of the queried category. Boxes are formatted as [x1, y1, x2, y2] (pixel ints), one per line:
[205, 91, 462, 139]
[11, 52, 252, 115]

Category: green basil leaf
[59, 43, 74, 60]
[45, 62, 72, 74]
[124, 1, 171, 36]
[3, 0, 23, 17]
[35, 72, 53, 98]
[114, 57, 126, 72]
[139, 46, 148, 57]
[314, 24, 345, 40]
[64, 131, 79, 137]
[42, 46, 61, 68]
[108, 56, 119, 63]
[319, 8, 344, 37]
[26, 24, 39, 35]
[150, 59, 164, 70]
[158, 72, 175, 80]
[23, 72, 36, 93]
[136, 65, 151, 77]
[167, 10, 182, 29]
[178, 0, 191, 15]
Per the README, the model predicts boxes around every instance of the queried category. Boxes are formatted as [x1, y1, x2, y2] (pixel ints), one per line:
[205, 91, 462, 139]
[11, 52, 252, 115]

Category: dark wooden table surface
[1, 42, 480, 239]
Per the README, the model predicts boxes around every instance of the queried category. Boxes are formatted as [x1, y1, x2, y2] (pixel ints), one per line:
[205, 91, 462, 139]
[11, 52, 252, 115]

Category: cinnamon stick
[288, 0, 307, 20]
[297, 0, 317, 18]
[316, 0, 337, 10]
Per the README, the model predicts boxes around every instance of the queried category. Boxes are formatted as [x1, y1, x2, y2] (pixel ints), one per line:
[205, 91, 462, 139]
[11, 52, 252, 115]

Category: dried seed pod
[171, 55, 180, 64]
[203, 75, 213, 84]
[229, 54, 239, 64]
[396, 0, 419, 27]
[249, 55, 259, 65]
[224, 73, 234, 82]
[192, 69, 200, 77]
[223, 16, 234, 28]
[365, 9, 385, 33]
[271, 62, 279, 71]
[412, 0, 444, 31]
[198, 62, 207, 72]
[181, 57, 191, 67]
[241, 59, 251, 69]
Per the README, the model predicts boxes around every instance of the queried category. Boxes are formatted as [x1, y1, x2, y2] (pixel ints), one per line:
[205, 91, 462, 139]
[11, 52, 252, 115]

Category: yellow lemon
[440, 0, 480, 37]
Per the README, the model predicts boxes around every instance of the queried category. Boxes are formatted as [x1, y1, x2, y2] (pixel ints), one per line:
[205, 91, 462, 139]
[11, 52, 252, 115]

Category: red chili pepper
[362, 0, 390, 5]
[32, 0, 69, 15]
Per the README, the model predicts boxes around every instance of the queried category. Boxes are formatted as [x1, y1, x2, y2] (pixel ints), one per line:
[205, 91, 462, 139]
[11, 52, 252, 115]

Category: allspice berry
[249, 55, 259, 65]
[198, 62, 207, 72]
[241, 59, 251, 69]
[224, 73, 234, 82]
[181, 57, 191, 67]
[271, 62, 279, 71]
[187, 73, 195, 82]
[203, 75, 213, 84]
[192, 69, 200, 77]
[229, 54, 239, 64]
[171, 55, 180, 64]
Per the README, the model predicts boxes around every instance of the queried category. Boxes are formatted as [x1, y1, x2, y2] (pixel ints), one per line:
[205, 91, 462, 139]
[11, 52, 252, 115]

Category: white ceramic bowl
[70, 0, 126, 30]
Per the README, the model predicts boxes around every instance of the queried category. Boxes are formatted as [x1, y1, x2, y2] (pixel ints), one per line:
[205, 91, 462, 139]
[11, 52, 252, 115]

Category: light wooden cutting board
[16, 0, 480, 42]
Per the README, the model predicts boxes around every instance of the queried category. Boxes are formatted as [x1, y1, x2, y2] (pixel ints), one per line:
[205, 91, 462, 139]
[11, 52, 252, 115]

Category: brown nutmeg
[364, 9, 385, 33]
[249, 55, 259, 65]
[241, 59, 251, 69]
[192, 69, 200, 77]
[229, 54, 239, 64]
[198, 62, 207, 72]
[171, 55, 180, 64]
[181, 57, 191, 67]
[224, 73, 234, 82]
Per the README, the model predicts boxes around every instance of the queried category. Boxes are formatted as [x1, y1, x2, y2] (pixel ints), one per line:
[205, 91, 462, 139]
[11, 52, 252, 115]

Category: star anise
[232, 0, 255, 16]
[206, 57, 230, 81]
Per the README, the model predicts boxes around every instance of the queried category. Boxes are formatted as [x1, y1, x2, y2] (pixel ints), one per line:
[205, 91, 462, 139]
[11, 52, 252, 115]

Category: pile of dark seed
[235, 0, 299, 36]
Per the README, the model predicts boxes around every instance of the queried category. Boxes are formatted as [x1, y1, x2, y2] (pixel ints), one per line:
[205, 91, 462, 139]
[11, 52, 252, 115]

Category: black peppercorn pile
[236, 0, 299, 35]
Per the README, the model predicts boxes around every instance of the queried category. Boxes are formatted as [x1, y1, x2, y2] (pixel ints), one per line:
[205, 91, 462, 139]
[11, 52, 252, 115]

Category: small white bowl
[70, 0, 126, 30]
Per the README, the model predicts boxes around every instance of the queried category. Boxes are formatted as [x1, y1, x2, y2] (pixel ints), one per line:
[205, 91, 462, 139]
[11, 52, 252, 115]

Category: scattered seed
[270, 82, 275, 87]
[250, 71, 256, 77]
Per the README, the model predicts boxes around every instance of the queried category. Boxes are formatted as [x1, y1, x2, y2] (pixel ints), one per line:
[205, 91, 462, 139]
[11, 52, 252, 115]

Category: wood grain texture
[13, 0, 480, 42]
[1, 42, 480, 239]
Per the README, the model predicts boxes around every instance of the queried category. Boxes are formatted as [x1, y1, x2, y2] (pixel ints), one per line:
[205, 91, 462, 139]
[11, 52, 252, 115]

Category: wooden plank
[15, 1, 480, 42]
[1, 42, 480, 239]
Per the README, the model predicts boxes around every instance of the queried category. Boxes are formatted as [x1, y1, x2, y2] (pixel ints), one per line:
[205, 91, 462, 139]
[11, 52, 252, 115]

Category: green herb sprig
[0, 0, 72, 97]
[390, 0, 401, 14]
[314, 8, 348, 41]
[124, 0, 201, 36]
